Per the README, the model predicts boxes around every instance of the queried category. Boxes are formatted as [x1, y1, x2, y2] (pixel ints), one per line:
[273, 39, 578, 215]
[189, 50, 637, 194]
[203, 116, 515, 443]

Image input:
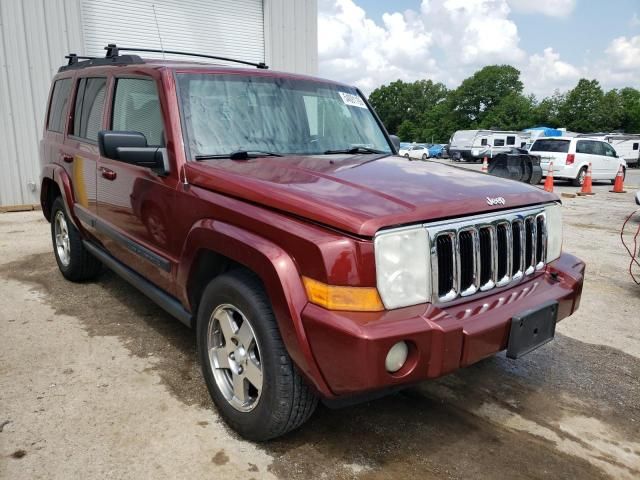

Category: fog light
[385, 341, 408, 373]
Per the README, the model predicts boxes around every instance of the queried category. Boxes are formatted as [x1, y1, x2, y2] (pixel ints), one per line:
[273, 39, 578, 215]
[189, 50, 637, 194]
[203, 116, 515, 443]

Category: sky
[317, 0, 640, 98]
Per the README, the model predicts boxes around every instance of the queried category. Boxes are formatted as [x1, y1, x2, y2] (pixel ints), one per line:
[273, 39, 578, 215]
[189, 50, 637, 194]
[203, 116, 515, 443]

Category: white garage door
[80, 0, 264, 65]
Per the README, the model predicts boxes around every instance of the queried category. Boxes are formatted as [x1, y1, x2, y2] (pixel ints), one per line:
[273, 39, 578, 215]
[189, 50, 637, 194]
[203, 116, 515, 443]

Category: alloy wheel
[207, 303, 263, 412]
[54, 210, 71, 267]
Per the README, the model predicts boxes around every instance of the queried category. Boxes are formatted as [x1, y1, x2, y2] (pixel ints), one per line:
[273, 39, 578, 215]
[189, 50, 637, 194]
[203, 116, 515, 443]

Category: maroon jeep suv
[39, 46, 585, 441]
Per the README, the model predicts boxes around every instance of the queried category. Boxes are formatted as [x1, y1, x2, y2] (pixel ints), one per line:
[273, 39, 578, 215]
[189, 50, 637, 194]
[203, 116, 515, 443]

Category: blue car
[428, 144, 445, 158]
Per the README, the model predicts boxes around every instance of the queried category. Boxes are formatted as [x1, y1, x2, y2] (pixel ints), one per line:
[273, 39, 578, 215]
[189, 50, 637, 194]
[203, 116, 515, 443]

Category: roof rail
[58, 52, 144, 72]
[104, 44, 269, 69]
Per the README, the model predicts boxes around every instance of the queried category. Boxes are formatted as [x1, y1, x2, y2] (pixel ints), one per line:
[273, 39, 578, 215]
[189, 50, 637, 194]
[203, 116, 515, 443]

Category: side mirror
[389, 134, 401, 152]
[98, 131, 169, 176]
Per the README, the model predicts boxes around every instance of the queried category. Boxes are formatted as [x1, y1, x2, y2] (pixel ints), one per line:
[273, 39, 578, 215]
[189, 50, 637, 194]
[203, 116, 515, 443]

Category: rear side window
[494, 138, 505, 147]
[73, 77, 107, 141]
[531, 139, 570, 153]
[480, 138, 488, 146]
[47, 79, 72, 133]
[112, 78, 164, 146]
[506, 136, 515, 146]
[576, 140, 593, 154]
[633, 143, 639, 151]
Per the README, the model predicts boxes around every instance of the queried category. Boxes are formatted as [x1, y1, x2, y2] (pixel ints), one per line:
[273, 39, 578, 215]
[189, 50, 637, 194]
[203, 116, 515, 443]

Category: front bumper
[301, 253, 585, 397]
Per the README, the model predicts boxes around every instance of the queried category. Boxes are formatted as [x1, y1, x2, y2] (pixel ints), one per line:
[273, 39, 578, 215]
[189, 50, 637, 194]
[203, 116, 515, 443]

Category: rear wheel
[197, 270, 318, 441]
[50, 197, 101, 281]
[572, 167, 587, 187]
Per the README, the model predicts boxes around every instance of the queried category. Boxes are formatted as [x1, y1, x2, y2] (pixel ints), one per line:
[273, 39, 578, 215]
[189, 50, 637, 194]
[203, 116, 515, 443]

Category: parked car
[529, 137, 627, 186]
[428, 144, 445, 158]
[39, 45, 585, 441]
[577, 133, 640, 168]
[406, 144, 430, 160]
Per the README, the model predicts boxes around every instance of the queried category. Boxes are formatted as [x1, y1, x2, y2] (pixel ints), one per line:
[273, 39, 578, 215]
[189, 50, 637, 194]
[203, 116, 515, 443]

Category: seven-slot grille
[429, 207, 547, 303]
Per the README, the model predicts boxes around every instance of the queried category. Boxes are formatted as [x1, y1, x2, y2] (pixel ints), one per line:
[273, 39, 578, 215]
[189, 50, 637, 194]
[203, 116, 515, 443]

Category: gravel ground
[1, 165, 639, 479]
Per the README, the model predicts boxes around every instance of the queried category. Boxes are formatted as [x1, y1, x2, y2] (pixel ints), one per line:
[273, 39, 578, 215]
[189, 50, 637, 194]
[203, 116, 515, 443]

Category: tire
[572, 167, 587, 187]
[422, 153, 428, 160]
[50, 197, 102, 281]
[196, 269, 318, 441]
[404, 154, 409, 158]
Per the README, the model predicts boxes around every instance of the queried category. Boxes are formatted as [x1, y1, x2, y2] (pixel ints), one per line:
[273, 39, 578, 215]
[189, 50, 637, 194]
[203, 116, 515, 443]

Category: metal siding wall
[0, 0, 317, 207]
[81, 0, 265, 64]
[0, 0, 83, 207]
[264, 0, 317, 75]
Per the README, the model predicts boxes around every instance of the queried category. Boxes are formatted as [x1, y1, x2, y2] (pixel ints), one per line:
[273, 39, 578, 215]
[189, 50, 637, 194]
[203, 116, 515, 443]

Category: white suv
[530, 137, 627, 186]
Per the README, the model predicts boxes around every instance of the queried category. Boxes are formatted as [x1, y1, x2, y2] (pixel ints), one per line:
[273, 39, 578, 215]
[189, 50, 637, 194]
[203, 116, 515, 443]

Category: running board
[83, 240, 193, 327]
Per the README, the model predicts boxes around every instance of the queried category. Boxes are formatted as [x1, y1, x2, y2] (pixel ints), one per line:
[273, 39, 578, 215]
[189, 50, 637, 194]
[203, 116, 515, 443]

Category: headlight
[374, 227, 430, 309]
[545, 203, 562, 263]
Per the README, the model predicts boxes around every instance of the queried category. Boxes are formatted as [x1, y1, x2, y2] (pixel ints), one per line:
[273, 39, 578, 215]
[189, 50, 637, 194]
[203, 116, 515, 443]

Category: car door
[601, 142, 620, 178]
[575, 140, 598, 176]
[96, 75, 178, 294]
[588, 140, 608, 179]
[64, 76, 106, 235]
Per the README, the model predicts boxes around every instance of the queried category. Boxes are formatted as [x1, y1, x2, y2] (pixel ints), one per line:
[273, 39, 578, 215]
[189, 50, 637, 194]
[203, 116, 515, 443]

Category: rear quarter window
[47, 78, 72, 133]
[531, 139, 570, 153]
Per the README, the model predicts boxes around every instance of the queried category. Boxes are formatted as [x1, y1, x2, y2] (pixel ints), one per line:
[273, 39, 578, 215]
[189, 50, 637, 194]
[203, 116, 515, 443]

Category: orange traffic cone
[481, 156, 488, 173]
[544, 161, 554, 192]
[576, 162, 595, 196]
[610, 165, 626, 193]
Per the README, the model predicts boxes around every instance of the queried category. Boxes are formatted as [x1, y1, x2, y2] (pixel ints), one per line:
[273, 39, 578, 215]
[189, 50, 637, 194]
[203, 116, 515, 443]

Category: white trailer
[448, 130, 531, 162]
[577, 134, 640, 167]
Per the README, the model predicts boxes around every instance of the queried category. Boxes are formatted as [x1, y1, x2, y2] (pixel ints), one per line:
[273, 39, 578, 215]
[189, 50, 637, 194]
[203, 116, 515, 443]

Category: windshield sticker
[339, 91, 367, 109]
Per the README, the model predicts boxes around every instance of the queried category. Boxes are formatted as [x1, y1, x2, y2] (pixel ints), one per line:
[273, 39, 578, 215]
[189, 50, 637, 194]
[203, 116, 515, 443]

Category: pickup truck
[39, 46, 585, 441]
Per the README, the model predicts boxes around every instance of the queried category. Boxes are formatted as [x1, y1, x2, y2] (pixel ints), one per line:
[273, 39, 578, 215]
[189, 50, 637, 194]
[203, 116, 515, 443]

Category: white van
[530, 137, 627, 186]
[448, 130, 530, 162]
[578, 134, 639, 168]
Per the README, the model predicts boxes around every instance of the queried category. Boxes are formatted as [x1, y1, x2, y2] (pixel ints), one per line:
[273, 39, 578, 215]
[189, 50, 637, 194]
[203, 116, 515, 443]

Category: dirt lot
[1, 167, 639, 480]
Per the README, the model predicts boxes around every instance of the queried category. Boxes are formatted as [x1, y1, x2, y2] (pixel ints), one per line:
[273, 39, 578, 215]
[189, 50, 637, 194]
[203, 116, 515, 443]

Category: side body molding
[176, 219, 332, 397]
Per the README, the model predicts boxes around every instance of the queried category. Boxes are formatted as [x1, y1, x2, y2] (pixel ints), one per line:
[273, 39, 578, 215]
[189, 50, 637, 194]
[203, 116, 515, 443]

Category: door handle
[62, 154, 74, 163]
[100, 167, 117, 181]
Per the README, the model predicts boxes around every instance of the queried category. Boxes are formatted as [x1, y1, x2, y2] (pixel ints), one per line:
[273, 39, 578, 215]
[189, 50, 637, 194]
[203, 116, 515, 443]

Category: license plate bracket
[507, 300, 558, 359]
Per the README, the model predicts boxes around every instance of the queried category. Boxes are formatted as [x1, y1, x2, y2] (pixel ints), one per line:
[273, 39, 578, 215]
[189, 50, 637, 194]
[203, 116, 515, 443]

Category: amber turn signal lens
[302, 277, 384, 312]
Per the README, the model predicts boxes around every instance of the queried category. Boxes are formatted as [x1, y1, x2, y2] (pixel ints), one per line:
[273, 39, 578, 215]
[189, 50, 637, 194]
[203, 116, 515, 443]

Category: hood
[185, 155, 557, 237]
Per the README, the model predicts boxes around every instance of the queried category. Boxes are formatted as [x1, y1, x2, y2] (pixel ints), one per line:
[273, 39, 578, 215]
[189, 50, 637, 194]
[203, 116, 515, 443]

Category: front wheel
[422, 153, 428, 160]
[197, 270, 318, 441]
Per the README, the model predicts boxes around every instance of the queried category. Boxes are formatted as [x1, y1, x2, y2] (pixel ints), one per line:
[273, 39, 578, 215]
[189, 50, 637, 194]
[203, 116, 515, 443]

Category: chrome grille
[428, 207, 547, 303]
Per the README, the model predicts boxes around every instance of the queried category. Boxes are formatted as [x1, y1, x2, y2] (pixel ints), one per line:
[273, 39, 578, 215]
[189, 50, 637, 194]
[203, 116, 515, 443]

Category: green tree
[480, 92, 535, 131]
[532, 90, 565, 127]
[557, 79, 605, 132]
[369, 79, 448, 136]
[449, 65, 524, 127]
[619, 87, 640, 133]
[397, 120, 420, 142]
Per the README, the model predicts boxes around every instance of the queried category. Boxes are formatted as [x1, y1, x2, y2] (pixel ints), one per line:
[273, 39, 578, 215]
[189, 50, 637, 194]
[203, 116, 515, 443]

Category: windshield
[176, 73, 392, 157]
[531, 139, 570, 153]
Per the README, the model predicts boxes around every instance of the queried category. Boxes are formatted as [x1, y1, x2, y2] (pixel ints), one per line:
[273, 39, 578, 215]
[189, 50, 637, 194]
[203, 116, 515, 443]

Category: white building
[0, 0, 318, 208]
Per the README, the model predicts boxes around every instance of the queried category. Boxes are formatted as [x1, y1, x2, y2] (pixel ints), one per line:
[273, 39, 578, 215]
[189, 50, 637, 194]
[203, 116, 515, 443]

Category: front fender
[176, 219, 333, 397]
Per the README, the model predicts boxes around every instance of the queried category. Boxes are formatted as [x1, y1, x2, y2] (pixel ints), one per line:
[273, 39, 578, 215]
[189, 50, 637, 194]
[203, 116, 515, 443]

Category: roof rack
[59, 43, 268, 72]
[104, 44, 268, 69]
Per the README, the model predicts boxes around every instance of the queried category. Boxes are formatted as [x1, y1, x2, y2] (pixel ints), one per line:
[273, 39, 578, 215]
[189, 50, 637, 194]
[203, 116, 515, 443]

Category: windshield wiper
[323, 146, 387, 155]
[195, 150, 283, 161]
